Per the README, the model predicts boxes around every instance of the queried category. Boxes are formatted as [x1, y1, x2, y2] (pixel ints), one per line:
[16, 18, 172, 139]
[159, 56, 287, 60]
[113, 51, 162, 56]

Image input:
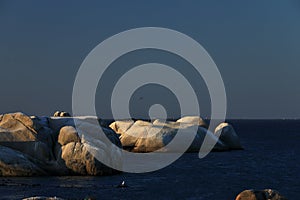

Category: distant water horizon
[3, 110, 300, 121]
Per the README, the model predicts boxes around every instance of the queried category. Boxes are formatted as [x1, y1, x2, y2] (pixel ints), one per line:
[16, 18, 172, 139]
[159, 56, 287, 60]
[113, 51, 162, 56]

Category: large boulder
[176, 116, 208, 128]
[214, 122, 243, 149]
[60, 141, 112, 175]
[0, 112, 122, 176]
[235, 189, 288, 200]
[0, 112, 38, 141]
[110, 117, 227, 153]
[54, 119, 122, 175]
[58, 126, 81, 146]
[0, 113, 54, 162]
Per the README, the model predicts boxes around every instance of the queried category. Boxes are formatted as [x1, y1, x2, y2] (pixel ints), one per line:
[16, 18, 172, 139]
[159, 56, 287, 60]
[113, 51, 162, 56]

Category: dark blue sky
[0, 1, 300, 119]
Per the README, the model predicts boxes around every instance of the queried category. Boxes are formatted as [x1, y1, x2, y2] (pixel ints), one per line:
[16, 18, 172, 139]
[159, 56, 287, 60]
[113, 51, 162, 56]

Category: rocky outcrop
[109, 117, 230, 153]
[235, 189, 288, 200]
[214, 122, 243, 150]
[0, 113, 54, 163]
[0, 112, 122, 176]
[0, 112, 243, 176]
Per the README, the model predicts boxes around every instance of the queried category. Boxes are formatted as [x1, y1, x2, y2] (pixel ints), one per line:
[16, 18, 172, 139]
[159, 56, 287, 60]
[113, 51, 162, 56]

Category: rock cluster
[0, 112, 122, 176]
[0, 112, 243, 176]
[109, 116, 243, 152]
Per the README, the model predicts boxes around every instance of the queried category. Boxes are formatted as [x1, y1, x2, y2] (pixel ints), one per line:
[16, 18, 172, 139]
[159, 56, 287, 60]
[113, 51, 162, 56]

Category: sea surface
[0, 120, 299, 200]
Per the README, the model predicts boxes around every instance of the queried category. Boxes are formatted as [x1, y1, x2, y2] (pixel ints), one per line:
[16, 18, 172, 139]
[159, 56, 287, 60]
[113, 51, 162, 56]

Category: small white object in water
[117, 180, 128, 188]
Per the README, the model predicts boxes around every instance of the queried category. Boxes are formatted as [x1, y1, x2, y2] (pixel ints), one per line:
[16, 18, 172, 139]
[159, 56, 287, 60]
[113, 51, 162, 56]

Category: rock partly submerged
[215, 122, 243, 150]
[235, 189, 288, 200]
[23, 197, 65, 200]
[0, 112, 122, 176]
[0, 112, 243, 176]
[109, 116, 242, 153]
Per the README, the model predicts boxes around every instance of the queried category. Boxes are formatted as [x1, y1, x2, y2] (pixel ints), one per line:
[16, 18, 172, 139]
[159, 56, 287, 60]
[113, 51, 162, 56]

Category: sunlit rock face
[0, 113, 54, 164]
[109, 117, 238, 153]
[176, 116, 208, 128]
[0, 112, 243, 176]
[0, 112, 122, 176]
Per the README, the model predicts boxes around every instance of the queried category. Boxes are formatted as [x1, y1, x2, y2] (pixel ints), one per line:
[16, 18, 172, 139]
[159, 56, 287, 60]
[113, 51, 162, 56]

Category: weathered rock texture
[0, 112, 243, 176]
[110, 116, 242, 153]
[0, 112, 122, 176]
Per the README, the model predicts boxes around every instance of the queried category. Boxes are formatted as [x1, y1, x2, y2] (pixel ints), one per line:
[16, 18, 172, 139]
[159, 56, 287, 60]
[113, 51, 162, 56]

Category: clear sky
[0, 0, 300, 119]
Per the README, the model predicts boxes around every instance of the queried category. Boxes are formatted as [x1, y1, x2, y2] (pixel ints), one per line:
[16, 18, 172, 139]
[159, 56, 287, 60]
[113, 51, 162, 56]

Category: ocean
[0, 120, 299, 200]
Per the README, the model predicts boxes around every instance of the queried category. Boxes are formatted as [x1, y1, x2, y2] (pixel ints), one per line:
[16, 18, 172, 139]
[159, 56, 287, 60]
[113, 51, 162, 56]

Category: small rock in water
[53, 111, 71, 117]
[117, 180, 128, 188]
[235, 189, 288, 200]
[23, 197, 65, 200]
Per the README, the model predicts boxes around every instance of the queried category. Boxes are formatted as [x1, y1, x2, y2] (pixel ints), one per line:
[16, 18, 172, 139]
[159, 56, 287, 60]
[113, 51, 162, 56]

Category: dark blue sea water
[0, 120, 299, 200]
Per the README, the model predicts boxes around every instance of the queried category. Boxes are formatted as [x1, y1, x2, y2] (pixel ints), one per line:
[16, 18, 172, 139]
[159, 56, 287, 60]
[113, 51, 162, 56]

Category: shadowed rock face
[214, 122, 243, 150]
[0, 146, 46, 176]
[0, 112, 122, 176]
[235, 189, 288, 200]
[109, 117, 242, 153]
